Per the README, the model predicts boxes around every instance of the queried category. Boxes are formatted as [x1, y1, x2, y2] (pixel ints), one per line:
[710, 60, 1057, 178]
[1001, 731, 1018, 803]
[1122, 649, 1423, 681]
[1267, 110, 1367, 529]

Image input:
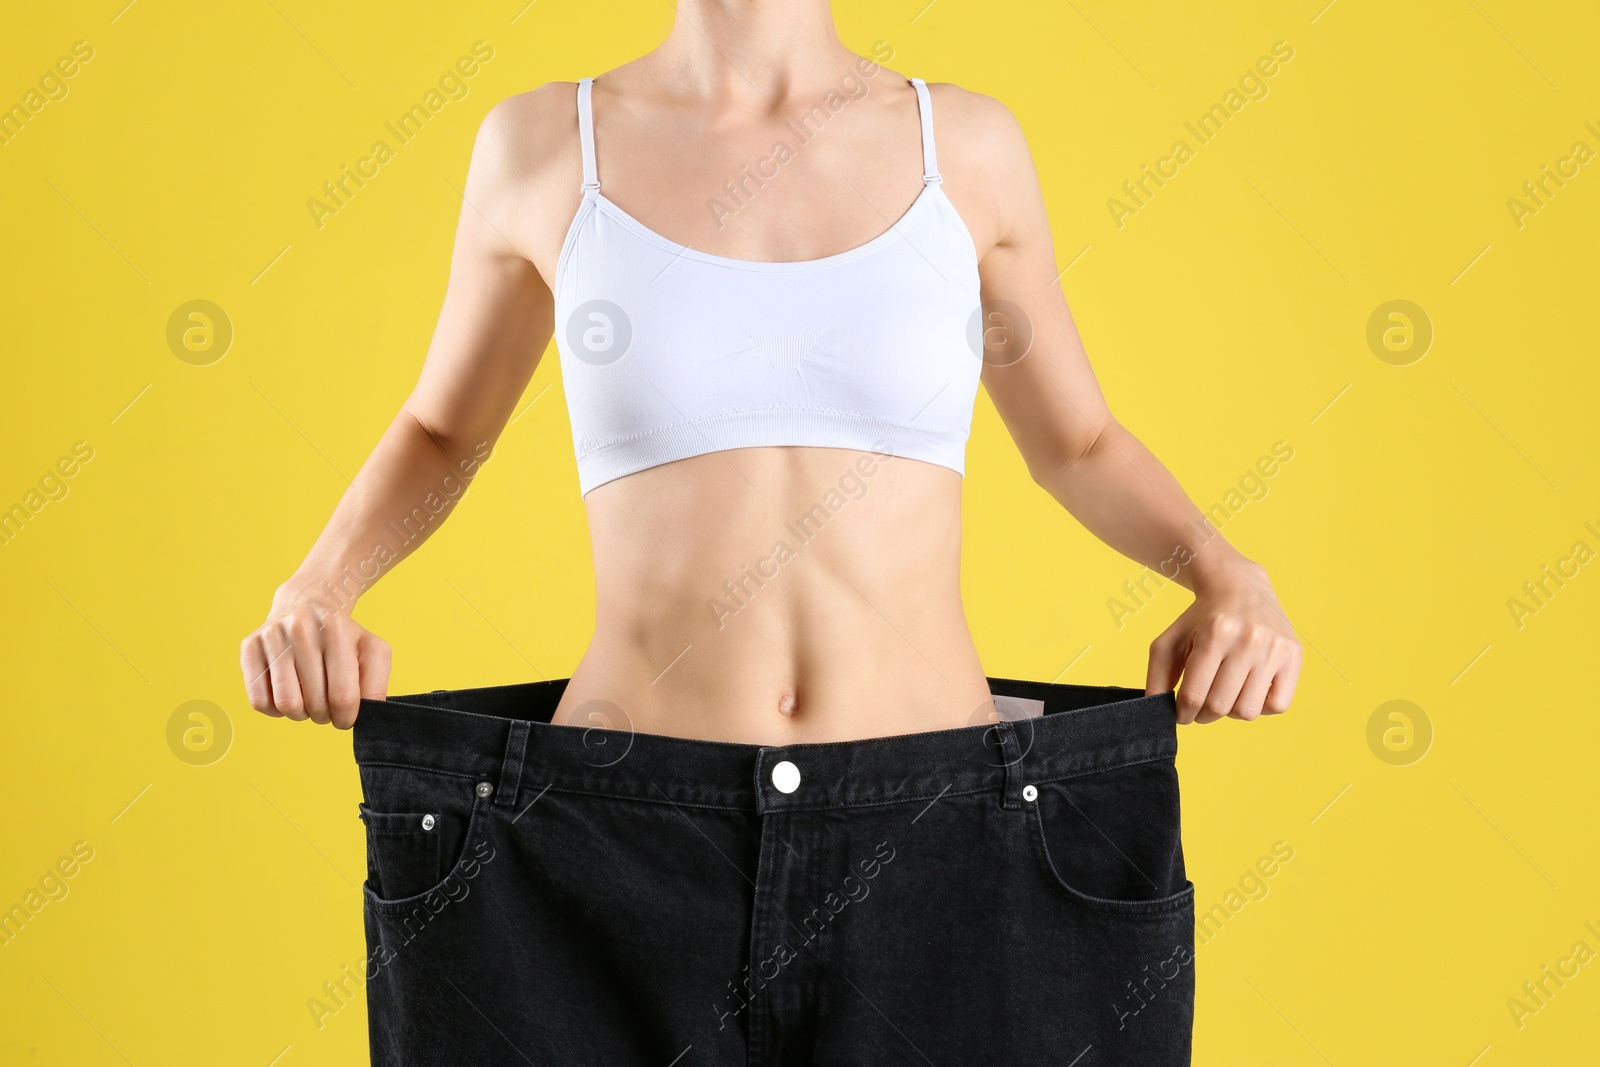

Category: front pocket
[361, 809, 445, 901]
[1022, 759, 1193, 918]
[359, 768, 493, 907]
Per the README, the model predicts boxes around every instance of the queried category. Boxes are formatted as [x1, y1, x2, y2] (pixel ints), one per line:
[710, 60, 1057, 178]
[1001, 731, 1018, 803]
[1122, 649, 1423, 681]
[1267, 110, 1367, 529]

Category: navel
[776, 691, 799, 717]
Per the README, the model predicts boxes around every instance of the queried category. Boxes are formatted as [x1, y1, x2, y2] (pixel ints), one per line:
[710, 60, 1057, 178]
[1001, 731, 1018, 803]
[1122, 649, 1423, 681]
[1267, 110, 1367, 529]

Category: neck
[655, 0, 853, 103]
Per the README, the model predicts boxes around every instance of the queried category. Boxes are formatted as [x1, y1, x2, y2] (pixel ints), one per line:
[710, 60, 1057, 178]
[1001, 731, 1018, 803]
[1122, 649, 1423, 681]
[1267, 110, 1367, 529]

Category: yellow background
[3, 1, 1597, 1063]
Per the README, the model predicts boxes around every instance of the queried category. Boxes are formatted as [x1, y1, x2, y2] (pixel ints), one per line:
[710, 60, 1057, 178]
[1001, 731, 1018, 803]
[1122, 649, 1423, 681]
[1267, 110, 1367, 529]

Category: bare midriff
[549, 444, 995, 745]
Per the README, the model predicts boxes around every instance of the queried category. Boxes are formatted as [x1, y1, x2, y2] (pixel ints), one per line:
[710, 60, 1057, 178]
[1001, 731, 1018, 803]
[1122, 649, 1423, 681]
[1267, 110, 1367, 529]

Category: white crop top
[554, 75, 983, 497]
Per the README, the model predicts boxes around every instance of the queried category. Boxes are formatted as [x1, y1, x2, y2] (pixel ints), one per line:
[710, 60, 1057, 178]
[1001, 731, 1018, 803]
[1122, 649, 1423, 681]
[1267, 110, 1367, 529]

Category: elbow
[1030, 418, 1116, 490]
[402, 407, 465, 460]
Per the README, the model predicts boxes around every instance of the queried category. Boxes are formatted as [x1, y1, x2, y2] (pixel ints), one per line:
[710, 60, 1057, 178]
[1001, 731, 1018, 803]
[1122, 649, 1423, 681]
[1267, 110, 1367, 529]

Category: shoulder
[913, 80, 1039, 255]
[918, 80, 1033, 182]
[451, 82, 589, 269]
[470, 80, 582, 181]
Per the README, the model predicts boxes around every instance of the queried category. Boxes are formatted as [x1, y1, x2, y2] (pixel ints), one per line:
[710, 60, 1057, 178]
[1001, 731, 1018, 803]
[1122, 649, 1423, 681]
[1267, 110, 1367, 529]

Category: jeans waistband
[352, 677, 1179, 815]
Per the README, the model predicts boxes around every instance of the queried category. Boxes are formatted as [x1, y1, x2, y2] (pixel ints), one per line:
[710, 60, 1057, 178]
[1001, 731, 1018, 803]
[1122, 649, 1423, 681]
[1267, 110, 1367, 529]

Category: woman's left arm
[946, 86, 1303, 724]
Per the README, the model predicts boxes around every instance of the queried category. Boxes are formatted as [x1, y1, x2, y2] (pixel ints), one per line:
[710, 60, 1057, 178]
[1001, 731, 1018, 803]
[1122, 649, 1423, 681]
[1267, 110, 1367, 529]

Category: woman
[242, 4, 1300, 1063]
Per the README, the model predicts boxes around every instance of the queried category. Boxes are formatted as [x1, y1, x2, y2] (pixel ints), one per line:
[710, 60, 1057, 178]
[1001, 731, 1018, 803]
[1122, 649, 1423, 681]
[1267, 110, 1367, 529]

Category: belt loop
[496, 720, 531, 809]
[995, 721, 1025, 810]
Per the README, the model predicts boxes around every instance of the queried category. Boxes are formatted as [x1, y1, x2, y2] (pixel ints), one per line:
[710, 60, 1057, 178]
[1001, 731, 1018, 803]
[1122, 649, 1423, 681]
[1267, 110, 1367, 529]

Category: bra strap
[910, 77, 942, 186]
[577, 77, 600, 193]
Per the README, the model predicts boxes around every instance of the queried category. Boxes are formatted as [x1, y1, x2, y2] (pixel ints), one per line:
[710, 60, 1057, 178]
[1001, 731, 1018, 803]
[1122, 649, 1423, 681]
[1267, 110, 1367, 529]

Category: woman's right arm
[241, 91, 563, 728]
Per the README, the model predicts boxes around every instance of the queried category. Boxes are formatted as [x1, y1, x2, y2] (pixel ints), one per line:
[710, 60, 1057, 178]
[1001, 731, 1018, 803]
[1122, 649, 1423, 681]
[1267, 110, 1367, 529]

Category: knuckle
[1206, 614, 1243, 639]
[327, 685, 360, 712]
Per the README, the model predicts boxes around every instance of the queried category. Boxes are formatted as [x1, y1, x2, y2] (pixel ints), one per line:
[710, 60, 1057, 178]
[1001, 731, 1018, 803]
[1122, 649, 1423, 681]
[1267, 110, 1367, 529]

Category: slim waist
[351, 677, 1179, 815]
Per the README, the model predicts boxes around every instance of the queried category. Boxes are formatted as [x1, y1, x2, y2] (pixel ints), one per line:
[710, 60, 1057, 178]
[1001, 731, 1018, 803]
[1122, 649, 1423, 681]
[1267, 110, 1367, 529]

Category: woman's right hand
[240, 588, 392, 729]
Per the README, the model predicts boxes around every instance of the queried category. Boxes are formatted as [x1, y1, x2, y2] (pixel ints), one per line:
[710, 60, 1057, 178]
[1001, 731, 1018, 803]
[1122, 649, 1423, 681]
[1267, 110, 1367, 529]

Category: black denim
[352, 676, 1194, 1066]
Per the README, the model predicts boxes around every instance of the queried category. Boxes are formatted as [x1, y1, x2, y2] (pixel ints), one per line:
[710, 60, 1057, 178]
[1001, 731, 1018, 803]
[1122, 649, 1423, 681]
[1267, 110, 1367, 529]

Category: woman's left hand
[1146, 560, 1303, 724]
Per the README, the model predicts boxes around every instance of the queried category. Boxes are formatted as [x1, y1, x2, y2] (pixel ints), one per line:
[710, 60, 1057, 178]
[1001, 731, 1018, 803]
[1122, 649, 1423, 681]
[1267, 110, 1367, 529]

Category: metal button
[475, 781, 494, 798]
[1022, 784, 1038, 802]
[771, 760, 801, 794]
[421, 814, 436, 831]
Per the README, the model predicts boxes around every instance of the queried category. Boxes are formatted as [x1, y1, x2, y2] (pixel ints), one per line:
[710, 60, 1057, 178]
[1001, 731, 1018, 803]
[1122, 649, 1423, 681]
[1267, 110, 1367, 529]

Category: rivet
[475, 781, 494, 798]
[421, 814, 436, 831]
[1022, 784, 1038, 802]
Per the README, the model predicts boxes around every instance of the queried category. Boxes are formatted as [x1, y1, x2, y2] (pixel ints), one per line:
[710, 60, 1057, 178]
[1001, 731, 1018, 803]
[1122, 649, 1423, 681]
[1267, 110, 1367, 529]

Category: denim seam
[1024, 751, 1178, 788]
[357, 760, 491, 782]
[357, 757, 1170, 807]
[536, 781, 1001, 813]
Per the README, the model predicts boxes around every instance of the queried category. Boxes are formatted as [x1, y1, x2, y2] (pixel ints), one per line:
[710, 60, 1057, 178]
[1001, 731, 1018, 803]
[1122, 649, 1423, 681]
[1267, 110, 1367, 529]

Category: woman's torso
[502, 58, 999, 743]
